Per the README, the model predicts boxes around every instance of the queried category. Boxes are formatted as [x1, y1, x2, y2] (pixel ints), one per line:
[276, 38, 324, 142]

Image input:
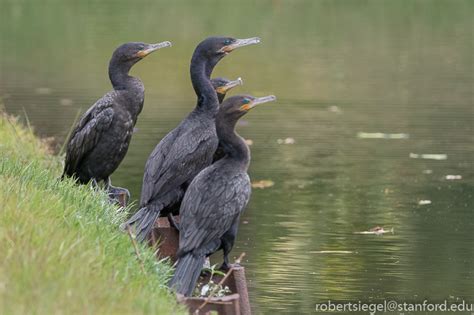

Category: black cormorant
[123, 37, 260, 242]
[210, 77, 243, 163]
[165, 76, 243, 231]
[169, 94, 276, 296]
[61, 41, 171, 199]
[211, 77, 243, 103]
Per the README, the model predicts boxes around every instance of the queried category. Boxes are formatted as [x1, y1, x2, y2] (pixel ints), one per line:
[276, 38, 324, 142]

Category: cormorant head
[111, 41, 172, 66]
[194, 36, 260, 64]
[218, 94, 276, 123]
[211, 77, 243, 103]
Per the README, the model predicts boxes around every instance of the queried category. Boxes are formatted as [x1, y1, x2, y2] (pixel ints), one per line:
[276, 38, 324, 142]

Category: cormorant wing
[63, 95, 115, 177]
[140, 125, 216, 206]
[178, 167, 251, 255]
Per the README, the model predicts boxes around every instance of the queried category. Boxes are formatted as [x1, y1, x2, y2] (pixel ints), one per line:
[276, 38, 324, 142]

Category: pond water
[1, 1, 473, 313]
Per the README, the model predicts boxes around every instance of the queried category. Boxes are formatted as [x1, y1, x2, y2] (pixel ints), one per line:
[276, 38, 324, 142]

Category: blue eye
[224, 39, 232, 45]
[242, 98, 250, 104]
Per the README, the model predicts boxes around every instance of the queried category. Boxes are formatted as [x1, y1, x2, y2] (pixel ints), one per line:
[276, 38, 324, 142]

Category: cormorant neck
[216, 118, 250, 170]
[190, 53, 219, 116]
[217, 93, 225, 104]
[109, 59, 135, 90]
[108, 59, 144, 118]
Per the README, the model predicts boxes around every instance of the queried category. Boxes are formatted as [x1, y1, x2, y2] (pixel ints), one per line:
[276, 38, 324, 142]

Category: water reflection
[1, 1, 473, 313]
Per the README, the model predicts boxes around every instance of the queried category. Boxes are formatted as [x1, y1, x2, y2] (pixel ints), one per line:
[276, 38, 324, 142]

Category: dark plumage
[169, 94, 276, 296]
[211, 77, 243, 162]
[123, 37, 260, 242]
[61, 41, 171, 197]
[211, 77, 243, 103]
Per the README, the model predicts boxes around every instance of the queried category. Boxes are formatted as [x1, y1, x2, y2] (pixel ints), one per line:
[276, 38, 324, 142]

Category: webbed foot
[107, 184, 130, 207]
[167, 213, 180, 231]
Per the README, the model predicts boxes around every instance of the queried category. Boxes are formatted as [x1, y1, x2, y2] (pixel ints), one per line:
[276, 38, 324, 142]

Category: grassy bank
[0, 113, 184, 314]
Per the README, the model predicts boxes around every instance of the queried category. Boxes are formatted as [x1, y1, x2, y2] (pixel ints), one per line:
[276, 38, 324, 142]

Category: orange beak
[219, 37, 261, 53]
[240, 95, 277, 111]
[135, 41, 172, 58]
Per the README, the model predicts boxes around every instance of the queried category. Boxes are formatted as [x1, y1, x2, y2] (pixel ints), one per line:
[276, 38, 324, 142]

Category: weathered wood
[230, 266, 250, 315]
[151, 216, 252, 315]
[181, 293, 240, 315]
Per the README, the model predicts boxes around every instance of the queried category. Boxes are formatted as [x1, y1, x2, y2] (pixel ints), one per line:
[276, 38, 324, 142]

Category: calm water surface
[1, 1, 473, 314]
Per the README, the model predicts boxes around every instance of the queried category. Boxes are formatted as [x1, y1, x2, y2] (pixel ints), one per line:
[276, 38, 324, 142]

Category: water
[1, 1, 473, 313]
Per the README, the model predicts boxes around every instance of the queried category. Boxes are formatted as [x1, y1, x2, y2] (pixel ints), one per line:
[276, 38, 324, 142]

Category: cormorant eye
[223, 39, 232, 45]
[242, 98, 250, 104]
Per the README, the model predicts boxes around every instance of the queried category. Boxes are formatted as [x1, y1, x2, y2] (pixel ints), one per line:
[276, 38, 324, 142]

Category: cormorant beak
[216, 77, 243, 94]
[135, 41, 172, 58]
[219, 37, 261, 54]
[241, 95, 277, 111]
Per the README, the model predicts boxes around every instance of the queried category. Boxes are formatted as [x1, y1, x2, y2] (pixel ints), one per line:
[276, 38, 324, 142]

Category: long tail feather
[169, 254, 206, 296]
[121, 206, 161, 242]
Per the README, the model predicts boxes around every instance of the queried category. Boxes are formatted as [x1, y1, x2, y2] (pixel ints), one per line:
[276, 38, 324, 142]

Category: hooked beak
[241, 95, 277, 111]
[135, 41, 172, 58]
[216, 77, 243, 94]
[219, 37, 261, 53]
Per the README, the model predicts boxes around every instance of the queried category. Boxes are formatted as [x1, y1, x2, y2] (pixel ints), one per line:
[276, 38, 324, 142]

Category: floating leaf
[35, 87, 52, 95]
[418, 200, 432, 205]
[277, 137, 295, 145]
[328, 105, 342, 113]
[311, 250, 354, 254]
[410, 153, 447, 160]
[354, 226, 394, 235]
[59, 98, 73, 106]
[285, 179, 314, 189]
[357, 132, 409, 139]
[252, 180, 274, 189]
[445, 175, 462, 180]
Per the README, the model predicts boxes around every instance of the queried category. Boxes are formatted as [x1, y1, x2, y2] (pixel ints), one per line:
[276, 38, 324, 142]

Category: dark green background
[1, 1, 473, 313]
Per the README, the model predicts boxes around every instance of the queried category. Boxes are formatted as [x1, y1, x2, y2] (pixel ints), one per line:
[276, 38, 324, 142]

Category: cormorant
[164, 77, 243, 232]
[211, 77, 243, 163]
[169, 94, 276, 296]
[61, 41, 171, 200]
[123, 36, 260, 242]
[211, 77, 243, 103]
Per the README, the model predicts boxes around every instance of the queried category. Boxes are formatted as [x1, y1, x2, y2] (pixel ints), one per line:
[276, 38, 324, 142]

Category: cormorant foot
[108, 186, 130, 207]
[91, 178, 99, 188]
[219, 261, 231, 272]
[219, 261, 242, 272]
[167, 213, 180, 231]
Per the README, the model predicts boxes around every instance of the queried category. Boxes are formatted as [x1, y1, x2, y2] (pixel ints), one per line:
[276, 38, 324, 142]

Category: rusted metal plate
[192, 266, 251, 315]
[116, 191, 128, 208]
[228, 267, 250, 315]
[181, 293, 240, 315]
[150, 216, 180, 262]
[150, 216, 251, 315]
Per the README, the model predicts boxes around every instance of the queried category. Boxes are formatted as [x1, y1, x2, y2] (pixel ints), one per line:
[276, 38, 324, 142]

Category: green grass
[0, 113, 185, 314]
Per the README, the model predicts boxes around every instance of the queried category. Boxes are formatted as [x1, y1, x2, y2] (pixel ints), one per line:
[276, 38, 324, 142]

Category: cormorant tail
[121, 206, 161, 243]
[169, 253, 206, 296]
